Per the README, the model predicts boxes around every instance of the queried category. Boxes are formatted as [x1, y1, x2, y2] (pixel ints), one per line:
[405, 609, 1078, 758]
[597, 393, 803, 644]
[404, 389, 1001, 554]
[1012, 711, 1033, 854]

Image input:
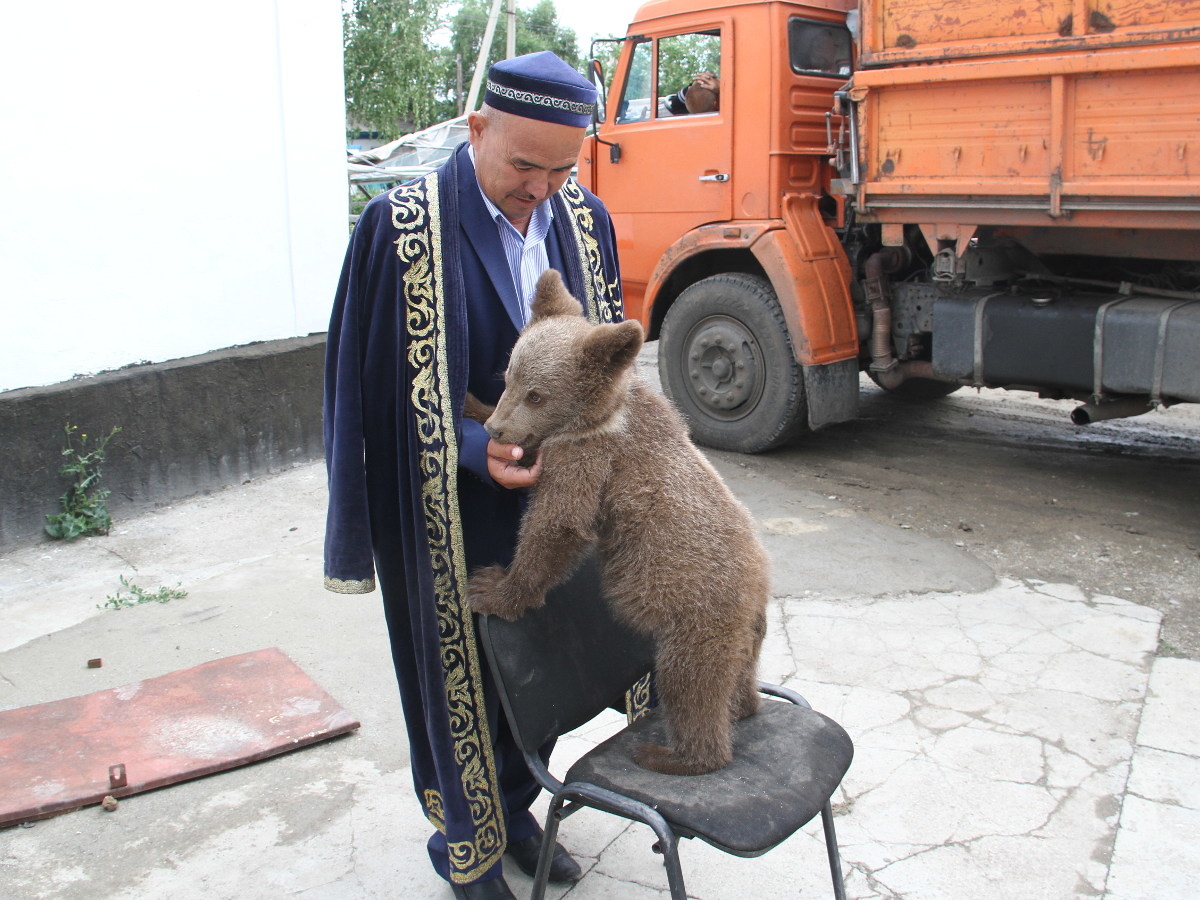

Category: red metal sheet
[0, 647, 360, 827]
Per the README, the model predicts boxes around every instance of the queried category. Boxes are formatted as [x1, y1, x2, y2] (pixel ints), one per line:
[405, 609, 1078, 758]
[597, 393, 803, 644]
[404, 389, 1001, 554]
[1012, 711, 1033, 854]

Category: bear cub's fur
[466, 269, 771, 776]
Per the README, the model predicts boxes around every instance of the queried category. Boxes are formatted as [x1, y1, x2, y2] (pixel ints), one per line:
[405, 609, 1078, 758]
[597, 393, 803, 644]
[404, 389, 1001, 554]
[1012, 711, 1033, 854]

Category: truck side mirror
[587, 50, 622, 163]
[590, 57, 608, 125]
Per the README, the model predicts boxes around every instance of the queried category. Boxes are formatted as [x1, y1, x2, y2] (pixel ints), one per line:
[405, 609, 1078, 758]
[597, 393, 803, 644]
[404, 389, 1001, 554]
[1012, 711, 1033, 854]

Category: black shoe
[505, 828, 583, 883]
[449, 874, 517, 899]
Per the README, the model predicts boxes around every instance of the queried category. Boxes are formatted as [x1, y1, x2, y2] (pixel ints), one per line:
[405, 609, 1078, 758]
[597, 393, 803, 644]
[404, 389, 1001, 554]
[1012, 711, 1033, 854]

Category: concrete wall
[0, 336, 327, 552]
[0, 0, 347, 393]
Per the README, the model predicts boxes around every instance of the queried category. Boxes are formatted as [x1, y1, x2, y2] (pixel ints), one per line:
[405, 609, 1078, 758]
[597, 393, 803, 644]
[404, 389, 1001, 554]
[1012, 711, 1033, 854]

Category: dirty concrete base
[1, 461, 1198, 898]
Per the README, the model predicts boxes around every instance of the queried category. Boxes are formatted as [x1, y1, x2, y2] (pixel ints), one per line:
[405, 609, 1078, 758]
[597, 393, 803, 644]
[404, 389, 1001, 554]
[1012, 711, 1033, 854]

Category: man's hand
[486, 440, 542, 489]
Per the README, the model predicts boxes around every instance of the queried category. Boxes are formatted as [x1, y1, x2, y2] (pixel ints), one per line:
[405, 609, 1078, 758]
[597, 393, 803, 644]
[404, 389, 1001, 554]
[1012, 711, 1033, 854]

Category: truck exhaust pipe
[1070, 398, 1155, 425]
[865, 247, 910, 375]
[864, 246, 951, 391]
[870, 360, 937, 390]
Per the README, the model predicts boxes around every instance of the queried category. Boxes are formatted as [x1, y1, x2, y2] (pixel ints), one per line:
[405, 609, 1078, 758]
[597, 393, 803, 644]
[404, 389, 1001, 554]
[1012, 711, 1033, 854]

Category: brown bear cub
[466, 269, 771, 776]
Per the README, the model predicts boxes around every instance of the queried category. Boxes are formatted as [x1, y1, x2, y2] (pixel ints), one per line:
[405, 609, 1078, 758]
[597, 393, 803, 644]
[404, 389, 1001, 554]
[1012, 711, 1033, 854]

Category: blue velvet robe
[323, 143, 622, 884]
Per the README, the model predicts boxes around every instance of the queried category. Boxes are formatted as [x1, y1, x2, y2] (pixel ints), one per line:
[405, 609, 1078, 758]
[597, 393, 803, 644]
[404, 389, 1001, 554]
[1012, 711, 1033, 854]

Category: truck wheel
[867, 371, 961, 400]
[658, 273, 807, 453]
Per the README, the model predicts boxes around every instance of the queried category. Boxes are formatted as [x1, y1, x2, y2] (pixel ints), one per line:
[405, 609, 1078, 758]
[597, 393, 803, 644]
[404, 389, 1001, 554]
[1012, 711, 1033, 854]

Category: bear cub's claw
[467, 565, 540, 620]
[466, 565, 516, 619]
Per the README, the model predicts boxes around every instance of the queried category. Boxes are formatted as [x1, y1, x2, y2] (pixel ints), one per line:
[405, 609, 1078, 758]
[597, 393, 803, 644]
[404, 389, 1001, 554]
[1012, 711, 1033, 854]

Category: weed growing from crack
[45, 423, 122, 540]
[98, 575, 188, 610]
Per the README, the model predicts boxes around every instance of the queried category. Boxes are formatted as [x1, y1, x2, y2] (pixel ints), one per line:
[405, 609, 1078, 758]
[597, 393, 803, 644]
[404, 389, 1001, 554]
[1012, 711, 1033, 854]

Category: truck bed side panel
[859, 0, 1200, 65]
[852, 45, 1200, 234]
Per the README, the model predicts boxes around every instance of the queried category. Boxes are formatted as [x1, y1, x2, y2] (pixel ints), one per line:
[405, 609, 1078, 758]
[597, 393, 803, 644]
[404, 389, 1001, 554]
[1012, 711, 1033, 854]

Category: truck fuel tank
[929, 288, 1200, 404]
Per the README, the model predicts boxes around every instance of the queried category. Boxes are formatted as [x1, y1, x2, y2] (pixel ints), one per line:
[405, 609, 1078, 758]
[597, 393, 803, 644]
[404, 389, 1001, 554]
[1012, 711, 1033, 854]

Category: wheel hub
[685, 318, 759, 416]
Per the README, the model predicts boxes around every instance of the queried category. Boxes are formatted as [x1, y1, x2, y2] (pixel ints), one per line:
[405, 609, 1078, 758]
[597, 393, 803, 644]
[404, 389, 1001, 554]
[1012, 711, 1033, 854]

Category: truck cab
[579, 0, 862, 451]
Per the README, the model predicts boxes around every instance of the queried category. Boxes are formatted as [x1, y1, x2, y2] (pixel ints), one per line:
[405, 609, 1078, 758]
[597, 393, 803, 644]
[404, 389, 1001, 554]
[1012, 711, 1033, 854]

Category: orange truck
[577, 0, 1200, 451]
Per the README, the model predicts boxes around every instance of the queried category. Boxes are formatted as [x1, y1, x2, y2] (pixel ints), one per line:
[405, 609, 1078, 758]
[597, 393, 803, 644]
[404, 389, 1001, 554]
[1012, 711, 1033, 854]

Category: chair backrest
[477, 550, 656, 755]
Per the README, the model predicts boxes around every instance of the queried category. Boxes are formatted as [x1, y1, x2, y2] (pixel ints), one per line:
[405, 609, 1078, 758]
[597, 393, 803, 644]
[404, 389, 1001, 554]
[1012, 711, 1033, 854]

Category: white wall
[0, 0, 348, 392]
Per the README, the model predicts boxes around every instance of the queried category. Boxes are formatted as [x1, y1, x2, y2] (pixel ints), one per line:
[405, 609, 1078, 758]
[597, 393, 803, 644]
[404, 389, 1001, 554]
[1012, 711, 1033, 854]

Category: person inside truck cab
[666, 71, 720, 115]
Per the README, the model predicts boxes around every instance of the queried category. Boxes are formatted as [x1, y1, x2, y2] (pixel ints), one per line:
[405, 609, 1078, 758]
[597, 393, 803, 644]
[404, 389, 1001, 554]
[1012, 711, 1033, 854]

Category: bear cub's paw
[633, 742, 728, 776]
[467, 565, 538, 620]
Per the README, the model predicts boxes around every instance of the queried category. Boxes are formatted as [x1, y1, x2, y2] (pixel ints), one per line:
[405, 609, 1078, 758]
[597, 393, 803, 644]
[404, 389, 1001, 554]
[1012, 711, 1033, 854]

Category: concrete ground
[1, 457, 1197, 899]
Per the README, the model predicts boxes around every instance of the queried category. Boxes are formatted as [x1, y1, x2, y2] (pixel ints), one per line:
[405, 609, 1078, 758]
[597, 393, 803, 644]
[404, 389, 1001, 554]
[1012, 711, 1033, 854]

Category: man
[667, 71, 720, 115]
[322, 52, 622, 900]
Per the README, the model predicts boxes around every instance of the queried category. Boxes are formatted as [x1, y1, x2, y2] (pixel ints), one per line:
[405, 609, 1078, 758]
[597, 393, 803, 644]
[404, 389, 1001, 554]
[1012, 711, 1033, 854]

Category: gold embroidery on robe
[625, 671, 654, 722]
[323, 575, 376, 594]
[392, 174, 504, 884]
[425, 789, 446, 831]
[384, 170, 621, 885]
[560, 179, 622, 324]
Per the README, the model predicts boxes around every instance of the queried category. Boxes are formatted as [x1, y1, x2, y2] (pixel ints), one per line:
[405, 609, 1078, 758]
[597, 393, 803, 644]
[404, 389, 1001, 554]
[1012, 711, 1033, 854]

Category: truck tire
[658, 273, 807, 453]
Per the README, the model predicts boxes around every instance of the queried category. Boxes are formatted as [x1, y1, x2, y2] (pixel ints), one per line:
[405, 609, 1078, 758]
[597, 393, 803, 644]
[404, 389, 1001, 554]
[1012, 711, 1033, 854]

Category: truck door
[594, 28, 732, 322]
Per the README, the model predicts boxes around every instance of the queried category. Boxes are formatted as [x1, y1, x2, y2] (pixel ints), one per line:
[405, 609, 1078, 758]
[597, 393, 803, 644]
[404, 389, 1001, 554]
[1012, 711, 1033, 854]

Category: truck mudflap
[931, 290, 1200, 403]
[804, 358, 860, 430]
[755, 194, 861, 431]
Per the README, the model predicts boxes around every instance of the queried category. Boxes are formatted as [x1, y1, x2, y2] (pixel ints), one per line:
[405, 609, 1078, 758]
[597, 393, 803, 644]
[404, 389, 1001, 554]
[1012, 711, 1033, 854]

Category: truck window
[616, 39, 653, 123]
[788, 19, 852, 77]
[657, 31, 722, 117]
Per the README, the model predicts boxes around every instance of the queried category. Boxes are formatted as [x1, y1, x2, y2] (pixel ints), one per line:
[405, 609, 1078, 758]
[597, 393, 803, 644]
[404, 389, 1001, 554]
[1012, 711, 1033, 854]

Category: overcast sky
[550, 0, 645, 53]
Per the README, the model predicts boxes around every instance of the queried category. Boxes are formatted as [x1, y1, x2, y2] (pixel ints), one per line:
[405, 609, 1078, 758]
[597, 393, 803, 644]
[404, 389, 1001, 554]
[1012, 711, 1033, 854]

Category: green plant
[98, 575, 188, 610]
[45, 423, 121, 540]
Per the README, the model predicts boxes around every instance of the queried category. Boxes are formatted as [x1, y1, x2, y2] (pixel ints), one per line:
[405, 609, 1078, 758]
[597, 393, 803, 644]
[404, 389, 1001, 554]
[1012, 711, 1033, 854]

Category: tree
[442, 0, 581, 117]
[343, 0, 446, 139]
[343, 1, 586, 137]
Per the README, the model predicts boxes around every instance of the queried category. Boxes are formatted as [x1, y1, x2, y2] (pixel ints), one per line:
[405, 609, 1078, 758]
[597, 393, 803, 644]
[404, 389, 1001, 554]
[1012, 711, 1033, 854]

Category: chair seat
[564, 700, 853, 855]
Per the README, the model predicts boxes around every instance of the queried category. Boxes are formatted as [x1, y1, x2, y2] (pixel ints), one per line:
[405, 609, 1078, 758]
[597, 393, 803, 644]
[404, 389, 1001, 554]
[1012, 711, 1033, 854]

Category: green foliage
[518, 0, 581, 66]
[441, 0, 582, 119]
[45, 424, 121, 541]
[343, 0, 446, 139]
[343, 0, 586, 137]
[98, 575, 188, 611]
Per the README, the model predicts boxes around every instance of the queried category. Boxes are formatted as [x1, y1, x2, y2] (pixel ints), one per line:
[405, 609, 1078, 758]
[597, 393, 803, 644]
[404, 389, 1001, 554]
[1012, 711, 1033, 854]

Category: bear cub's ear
[530, 269, 584, 324]
[583, 320, 645, 374]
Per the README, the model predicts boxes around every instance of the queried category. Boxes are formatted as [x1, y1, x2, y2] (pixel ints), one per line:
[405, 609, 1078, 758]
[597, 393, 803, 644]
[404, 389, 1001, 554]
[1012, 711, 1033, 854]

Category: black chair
[476, 552, 854, 900]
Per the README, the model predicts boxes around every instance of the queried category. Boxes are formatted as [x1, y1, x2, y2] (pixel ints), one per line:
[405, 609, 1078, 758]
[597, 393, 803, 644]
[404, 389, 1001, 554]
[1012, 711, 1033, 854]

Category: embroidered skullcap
[484, 51, 596, 128]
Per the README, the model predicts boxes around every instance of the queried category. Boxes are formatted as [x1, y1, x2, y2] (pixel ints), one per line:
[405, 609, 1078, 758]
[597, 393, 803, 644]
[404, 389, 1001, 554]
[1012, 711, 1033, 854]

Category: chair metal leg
[539, 782, 691, 900]
[654, 827, 688, 900]
[531, 794, 570, 900]
[820, 799, 847, 900]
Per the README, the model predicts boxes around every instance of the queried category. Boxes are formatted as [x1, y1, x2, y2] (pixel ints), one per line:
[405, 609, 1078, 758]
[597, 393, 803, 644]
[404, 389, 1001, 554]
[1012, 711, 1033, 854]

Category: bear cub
[466, 269, 771, 776]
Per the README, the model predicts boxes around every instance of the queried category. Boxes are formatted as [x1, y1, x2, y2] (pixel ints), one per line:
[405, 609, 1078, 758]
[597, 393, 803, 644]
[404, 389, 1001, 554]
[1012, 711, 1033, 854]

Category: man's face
[468, 108, 585, 234]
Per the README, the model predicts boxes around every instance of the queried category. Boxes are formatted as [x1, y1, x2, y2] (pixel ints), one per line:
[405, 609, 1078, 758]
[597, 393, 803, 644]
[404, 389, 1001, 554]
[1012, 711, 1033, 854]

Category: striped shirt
[469, 144, 552, 328]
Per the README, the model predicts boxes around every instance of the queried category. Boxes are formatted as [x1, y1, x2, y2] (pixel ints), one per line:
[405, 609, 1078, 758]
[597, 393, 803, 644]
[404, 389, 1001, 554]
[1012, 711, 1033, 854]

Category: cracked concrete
[770, 582, 1157, 898]
[1, 459, 1197, 899]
